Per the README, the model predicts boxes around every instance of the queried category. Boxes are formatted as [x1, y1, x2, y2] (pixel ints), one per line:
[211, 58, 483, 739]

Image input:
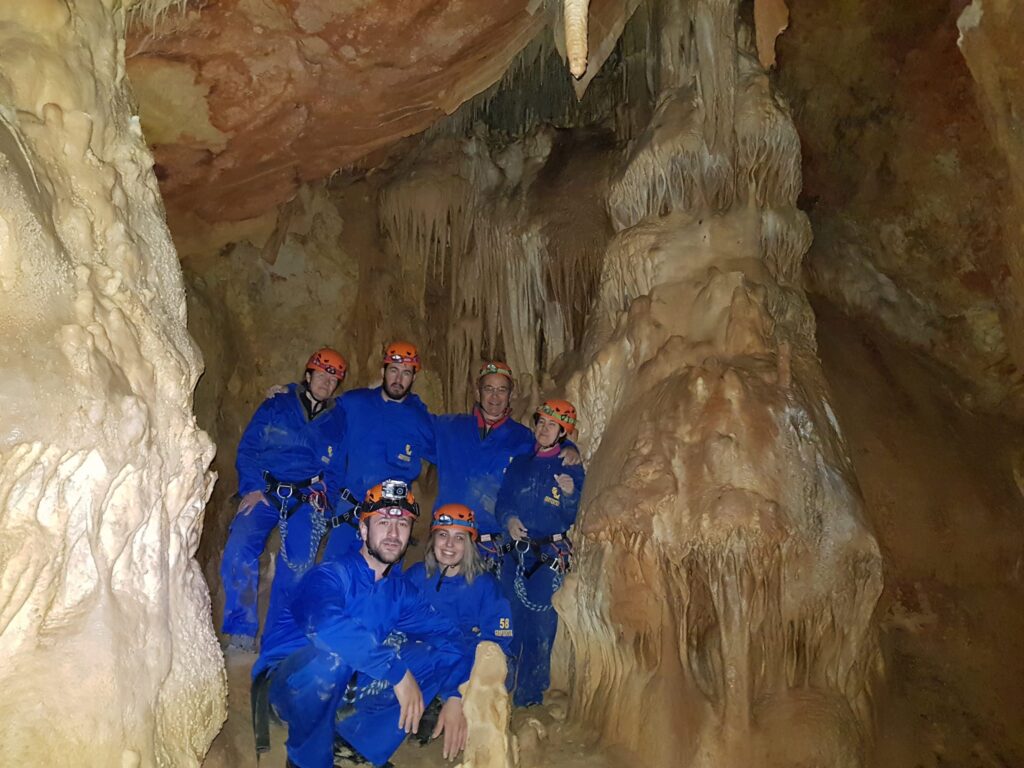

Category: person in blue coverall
[220, 348, 349, 650]
[322, 341, 437, 560]
[431, 361, 580, 571]
[496, 399, 585, 707]
[404, 503, 515, 753]
[252, 480, 474, 768]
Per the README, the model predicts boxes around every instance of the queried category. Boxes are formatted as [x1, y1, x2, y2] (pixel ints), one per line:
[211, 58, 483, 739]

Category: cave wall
[0, 1, 224, 764]
[813, 301, 1024, 767]
[776, 0, 1023, 415]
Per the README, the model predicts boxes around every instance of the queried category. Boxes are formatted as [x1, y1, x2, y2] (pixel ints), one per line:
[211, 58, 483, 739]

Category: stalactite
[564, 0, 592, 79]
[760, 205, 812, 286]
[735, 56, 802, 208]
[606, 87, 715, 231]
[378, 174, 476, 317]
[377, 128, 597, 409]
[694, 0, 738, 154]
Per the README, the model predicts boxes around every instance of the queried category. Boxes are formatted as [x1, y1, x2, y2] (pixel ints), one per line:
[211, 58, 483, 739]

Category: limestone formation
[564, 0, 592, 78]
[0, 1, 224, 764]
[552, 5, 883, 766]
[458, 642, 517, 768]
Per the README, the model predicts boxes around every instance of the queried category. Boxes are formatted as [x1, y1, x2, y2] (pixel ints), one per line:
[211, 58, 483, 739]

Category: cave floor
[204, 648, 628, 768]
[815, 301, 1024, 768]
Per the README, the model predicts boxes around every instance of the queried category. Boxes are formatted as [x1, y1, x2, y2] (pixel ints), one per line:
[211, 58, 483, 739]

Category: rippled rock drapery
[552, 3, 883, 766]
[0, 1, 224, 764]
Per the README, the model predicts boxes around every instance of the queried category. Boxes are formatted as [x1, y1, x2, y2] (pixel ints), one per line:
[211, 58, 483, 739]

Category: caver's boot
[333, 736, 394, 768]
[411, 697, 443, 746]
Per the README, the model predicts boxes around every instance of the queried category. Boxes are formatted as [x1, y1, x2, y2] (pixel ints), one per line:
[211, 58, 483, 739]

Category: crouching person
[251, 480, 474, 768]
[404, 504, 515, 756]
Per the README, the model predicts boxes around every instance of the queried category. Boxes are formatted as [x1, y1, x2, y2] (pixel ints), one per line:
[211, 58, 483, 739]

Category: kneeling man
[252, 480, 472, 768]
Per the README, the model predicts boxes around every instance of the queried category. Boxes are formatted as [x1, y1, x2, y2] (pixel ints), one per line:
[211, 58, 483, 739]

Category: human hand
[394, 670, 424, 734]
[266, 383, 288, 399]
[559, 445, 582, 466]
[554, 473, 575, 495]
[506, 516, 528, 541]
[238, 490, 268, 515]
[431, 696, 468, 760]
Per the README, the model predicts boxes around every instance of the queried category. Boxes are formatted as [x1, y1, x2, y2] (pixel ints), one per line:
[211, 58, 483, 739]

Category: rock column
[0, 1, 225, 764]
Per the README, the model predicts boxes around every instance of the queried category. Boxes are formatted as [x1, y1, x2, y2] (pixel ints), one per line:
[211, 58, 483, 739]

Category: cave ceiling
[126, 0, 550, 223]
[127, 0, 1024, 414]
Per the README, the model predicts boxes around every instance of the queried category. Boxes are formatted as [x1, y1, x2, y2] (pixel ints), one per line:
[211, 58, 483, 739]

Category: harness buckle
[275, 483, 293, 500]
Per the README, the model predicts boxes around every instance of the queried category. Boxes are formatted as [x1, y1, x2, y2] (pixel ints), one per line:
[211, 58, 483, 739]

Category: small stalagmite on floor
[458, 642, 518, 768]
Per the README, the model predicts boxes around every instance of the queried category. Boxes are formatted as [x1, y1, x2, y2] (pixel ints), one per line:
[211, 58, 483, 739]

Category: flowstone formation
[551, 3, 883, 766]
[0, 1, 224, 764]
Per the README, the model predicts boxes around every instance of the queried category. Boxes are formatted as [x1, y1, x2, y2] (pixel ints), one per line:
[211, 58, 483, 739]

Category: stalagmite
[564, 0, 591, 79]
[0, 0, 224, 764]
[552, 7, 883, 768]
[458, 642, 517, 768]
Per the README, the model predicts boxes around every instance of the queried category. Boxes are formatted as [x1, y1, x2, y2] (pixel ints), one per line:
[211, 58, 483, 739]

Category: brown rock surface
[127, 0, 547, 222]
[777, 0, 1023, 413]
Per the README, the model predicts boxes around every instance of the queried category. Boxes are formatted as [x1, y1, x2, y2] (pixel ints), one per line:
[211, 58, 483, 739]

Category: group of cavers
[220, 341, 586, 768]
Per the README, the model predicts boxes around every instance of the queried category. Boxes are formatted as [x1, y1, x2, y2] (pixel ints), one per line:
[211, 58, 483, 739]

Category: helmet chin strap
[302, 379, 326, 403]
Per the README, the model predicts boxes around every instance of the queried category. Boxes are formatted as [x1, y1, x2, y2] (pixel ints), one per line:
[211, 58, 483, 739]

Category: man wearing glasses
[431, 361, 579, 571]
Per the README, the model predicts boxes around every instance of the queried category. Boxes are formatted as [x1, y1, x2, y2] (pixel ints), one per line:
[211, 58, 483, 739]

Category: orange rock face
[127, 0, 545, 222]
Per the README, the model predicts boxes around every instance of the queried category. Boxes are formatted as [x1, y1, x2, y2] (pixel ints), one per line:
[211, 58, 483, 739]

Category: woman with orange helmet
[495, 397, 585, 707]
[403, 503, 514, 757]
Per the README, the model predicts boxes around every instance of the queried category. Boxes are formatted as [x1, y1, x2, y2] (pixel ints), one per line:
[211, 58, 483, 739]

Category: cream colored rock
[564, 0, 591, 79]
[458, 642, 517, 768]
[0, 0, 224, 764]
[552, 8, 882, 768]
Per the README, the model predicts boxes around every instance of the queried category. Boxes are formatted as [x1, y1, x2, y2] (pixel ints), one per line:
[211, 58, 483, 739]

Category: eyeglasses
[481, 386, 510, 395]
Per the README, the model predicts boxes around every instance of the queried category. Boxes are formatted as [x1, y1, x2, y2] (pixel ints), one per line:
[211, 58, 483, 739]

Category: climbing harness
[263, 471, 329, 572]
[511, 533, 573, 613]
[477, 533, 506, 574]
[325, 487, 362, 531]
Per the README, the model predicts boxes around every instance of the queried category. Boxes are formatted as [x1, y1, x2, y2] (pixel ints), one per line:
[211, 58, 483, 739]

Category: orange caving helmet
[359, 479, 419, 523]
[382, 341, 421, 373]
[477, 360, 514, 384]
[307, 347, 348, 382]
[431, 504, 479, 541]
[535, 398, 578, 435]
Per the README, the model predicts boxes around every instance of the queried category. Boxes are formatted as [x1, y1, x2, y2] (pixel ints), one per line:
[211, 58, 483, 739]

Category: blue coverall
[220, 383, 346, 641]
[495, 444, 585, 707]
[322, 386, 436, 559]
[431, 407, 534, 537]
[254, 550, 473, 768]
[403, 561, 515, 658]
